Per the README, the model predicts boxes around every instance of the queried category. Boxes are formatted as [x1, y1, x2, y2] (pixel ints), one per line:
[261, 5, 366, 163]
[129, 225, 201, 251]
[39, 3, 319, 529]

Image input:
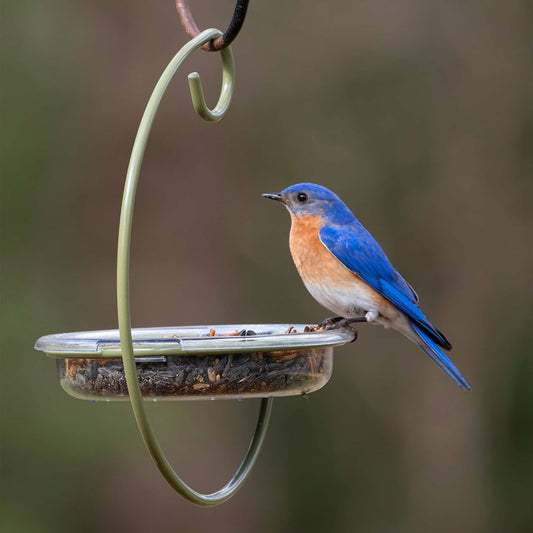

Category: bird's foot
[316, 316, 368, 343]
[317, 316, 368, 330]
[316, 316, 346, 330]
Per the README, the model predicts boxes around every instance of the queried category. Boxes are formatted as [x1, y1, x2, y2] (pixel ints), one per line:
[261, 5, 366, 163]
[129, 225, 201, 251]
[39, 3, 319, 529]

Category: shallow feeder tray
[35, 325, 354, 401]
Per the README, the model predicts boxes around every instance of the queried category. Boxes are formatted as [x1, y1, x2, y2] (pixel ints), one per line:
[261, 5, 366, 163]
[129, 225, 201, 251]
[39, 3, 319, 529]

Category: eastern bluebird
[263, 183, 471, 390]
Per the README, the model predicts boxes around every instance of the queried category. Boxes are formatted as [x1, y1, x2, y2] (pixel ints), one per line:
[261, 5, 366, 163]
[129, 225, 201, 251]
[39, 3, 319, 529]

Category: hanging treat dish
[34, 2, 357, 505]
[36, 324, 353, 401]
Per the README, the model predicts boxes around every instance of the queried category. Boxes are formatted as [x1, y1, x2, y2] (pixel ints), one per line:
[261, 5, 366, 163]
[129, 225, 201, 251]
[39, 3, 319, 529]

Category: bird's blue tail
[411, 322, 471, 390]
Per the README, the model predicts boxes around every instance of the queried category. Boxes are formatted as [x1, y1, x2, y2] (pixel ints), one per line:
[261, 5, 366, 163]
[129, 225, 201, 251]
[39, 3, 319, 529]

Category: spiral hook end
[187, 72, 221, 123]
[186, 43, 235, 123]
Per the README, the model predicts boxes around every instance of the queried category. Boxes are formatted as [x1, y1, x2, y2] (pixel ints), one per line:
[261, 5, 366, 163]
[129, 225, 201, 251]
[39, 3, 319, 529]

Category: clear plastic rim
[34, 324, 355, 359]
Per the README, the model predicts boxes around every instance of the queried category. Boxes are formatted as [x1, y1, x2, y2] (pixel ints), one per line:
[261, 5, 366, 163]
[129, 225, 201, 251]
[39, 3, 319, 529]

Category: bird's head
[263, 183, 354, 224]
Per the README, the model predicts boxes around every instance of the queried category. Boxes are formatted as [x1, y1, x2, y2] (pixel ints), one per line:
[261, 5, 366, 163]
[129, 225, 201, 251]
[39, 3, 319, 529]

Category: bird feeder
[34, 5, 356, 506]
[36, 324, 352, 401]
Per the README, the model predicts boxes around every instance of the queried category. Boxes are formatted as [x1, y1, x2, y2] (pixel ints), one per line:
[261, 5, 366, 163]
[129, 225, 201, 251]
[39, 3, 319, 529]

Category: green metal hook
[117, 28, 272, 506]
[188, 46, 234, 122]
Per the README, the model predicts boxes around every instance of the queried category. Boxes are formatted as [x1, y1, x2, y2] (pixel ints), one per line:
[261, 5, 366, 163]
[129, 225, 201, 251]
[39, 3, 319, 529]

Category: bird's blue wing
[319, 223, 417, 304]
[319, 224, 451, 350]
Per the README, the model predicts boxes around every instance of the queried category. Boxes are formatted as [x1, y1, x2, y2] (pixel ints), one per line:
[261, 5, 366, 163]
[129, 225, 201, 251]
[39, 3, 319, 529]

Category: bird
[263, 183, 471, 390]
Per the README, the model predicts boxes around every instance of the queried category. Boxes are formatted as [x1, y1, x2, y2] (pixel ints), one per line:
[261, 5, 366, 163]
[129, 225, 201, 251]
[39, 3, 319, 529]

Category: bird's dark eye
[296, 192, 308, 203]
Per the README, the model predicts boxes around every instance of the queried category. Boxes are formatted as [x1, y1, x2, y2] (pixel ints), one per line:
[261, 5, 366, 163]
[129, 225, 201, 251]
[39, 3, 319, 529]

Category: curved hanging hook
[117, 28, 272, 506]
[188, 43, 234, 122]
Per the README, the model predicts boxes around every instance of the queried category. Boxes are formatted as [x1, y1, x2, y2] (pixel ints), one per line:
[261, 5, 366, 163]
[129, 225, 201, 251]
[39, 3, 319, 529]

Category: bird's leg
[341, 317, 368, 326]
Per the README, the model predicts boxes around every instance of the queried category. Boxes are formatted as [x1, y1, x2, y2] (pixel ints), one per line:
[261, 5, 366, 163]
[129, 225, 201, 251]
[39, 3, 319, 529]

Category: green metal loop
[117, 28, 273, 506]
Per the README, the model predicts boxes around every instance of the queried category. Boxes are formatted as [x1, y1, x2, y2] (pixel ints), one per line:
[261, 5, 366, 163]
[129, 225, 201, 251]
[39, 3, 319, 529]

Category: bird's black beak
[262, 192, 284, 203]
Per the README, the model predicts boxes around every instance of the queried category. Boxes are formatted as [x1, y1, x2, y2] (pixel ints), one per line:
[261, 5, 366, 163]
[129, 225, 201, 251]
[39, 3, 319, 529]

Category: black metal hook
[175, 0, 250, 52]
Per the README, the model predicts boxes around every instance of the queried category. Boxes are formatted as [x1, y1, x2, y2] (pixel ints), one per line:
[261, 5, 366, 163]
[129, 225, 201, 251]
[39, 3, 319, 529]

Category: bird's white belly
[303, 277, 381, 319]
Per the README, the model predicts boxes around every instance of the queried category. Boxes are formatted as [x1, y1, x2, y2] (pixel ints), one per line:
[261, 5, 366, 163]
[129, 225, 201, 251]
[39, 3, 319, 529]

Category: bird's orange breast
[288, 214, 356, 288]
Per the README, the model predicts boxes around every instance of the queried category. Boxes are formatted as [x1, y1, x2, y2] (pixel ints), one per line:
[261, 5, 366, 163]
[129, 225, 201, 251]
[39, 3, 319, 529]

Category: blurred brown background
[1, 1, 531, 532]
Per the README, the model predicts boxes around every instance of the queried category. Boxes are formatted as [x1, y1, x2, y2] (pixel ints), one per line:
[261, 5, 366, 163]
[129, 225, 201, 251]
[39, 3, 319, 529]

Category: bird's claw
[316, 316, 346, 330]
[315, 316, 368, 342]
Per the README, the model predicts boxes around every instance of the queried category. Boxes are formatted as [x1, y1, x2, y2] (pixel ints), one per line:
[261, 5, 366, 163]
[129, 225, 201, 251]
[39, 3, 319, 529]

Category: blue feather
[379, 281, 451, 350]
[411, 323, 471, 390]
